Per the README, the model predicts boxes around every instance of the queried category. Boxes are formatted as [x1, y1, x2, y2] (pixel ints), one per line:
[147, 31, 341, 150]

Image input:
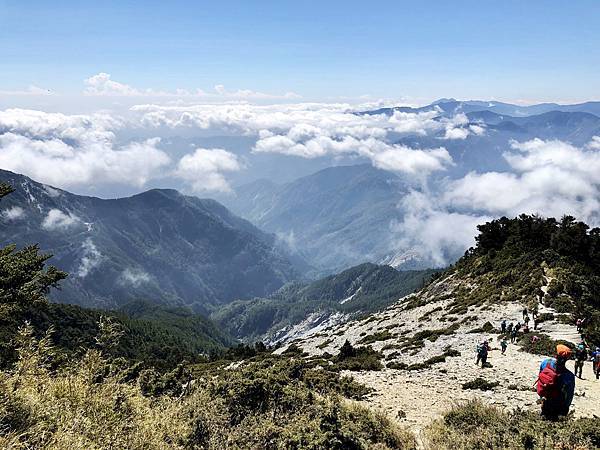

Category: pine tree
[0, 183, 67, 306]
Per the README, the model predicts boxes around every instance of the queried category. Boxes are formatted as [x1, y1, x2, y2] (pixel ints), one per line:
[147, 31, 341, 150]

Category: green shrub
[333, 341, 383, 371]
[426, 400, 600, 449]
[535, 312, 554, 323]
[468, 321, 495, 333]
[518, 333, 574, 356]
[461, 377, 499, 391]
[358, 330, 395, 345]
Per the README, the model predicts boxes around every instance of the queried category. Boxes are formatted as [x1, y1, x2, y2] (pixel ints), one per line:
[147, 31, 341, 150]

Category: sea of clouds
[2, 73, 600, 267]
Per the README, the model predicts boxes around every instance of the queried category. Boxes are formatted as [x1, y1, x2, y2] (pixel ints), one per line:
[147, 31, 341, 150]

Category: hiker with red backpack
[537, 344, 575, 419]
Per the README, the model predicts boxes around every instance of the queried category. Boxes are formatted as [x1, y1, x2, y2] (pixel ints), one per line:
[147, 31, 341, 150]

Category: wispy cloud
[83, 73, 301, 100]
[41, 209, 80, 230]
[119, 268, 151, 287]
[77, 238, 102, 277]
[0, 86, 53, 96]
[1, 206, 25, 221]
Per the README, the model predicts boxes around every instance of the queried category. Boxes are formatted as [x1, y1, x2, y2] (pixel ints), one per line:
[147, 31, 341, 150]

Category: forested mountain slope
[213, 263, 437, 342]
[0, 169, 301, 312]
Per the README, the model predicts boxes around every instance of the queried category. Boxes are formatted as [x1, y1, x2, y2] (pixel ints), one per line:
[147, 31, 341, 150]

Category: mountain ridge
[0, 169, 303, 312]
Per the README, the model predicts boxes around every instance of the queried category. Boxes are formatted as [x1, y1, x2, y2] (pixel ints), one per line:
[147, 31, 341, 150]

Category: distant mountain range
[221, 103, 600, 273]
[0, 169, 302, 313]
[368, 98, 600, 118]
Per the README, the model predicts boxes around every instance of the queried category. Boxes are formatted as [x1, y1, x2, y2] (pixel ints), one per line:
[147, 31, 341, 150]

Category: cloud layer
[0, 108, 241, 193]
[0, 102, 477, 193]
[132, 103, 473, 178]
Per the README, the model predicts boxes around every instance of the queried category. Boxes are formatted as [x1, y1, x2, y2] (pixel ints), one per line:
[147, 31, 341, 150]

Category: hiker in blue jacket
[592, 347, 600, 380]
[538, 345, 575, 419]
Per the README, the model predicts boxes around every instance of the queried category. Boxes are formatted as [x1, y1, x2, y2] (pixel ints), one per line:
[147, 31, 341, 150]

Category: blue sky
[0, 0, 599, 105]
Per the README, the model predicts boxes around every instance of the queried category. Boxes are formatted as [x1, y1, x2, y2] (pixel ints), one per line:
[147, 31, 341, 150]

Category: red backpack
[536, 365, 561, 399]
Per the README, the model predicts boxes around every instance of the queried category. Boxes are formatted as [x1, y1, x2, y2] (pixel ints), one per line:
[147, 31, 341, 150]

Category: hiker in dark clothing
[500, 339, 508, 355]
[515, 322, 522, 332]
[538, 345, 575, 419]
[592, 348, 600, 380]
[507, 322, 514, 333]
[574, 343, 587, 378]
[510, 328, 518, 343]
[524, 315, 530, 326]
[523, 307, 528, 320]
[476, 340, 490, 367]
[501, 320, 507, 334]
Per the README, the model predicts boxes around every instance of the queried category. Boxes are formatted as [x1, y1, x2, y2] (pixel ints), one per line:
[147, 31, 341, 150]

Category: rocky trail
[283, 273, 600, 442]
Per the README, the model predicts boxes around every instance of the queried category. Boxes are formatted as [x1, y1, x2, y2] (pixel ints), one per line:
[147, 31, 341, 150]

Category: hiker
[531, 303, 538, 320]
[523, 307, 528, 320]
[524, 315, 530, 326]
[537, 344, 575, 420]
[533, 317, 537, 330]
[515, 322, 522, 332]
[510, 327, 518, 343]
[576, 318, 582, 332]
[574, 343, 587, 378]
[592, 347, 600, 380]
[501, 320, 507, 334]
[500, 339, 508, 355]
[507, 322, 514, 333]
[476, 340, 490, 367]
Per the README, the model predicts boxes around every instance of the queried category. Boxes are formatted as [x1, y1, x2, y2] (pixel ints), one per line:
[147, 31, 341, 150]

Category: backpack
[537, 365, 561, 400]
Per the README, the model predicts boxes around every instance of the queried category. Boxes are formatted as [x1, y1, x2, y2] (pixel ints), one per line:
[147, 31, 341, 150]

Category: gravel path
[293, 274, 600, 439]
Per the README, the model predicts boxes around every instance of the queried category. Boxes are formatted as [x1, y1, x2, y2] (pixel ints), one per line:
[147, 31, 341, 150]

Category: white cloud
[212, 84, 301, 100]
[77, 238, 102, 277]
[370, 145, 453, 175]
[120, 268, 151, 287]
[387, 137, 600, 267]
[84, 72, 142, 96]
[41, 209, 80, 230]
[83, 73, 300, 100]
[174, 148, 241, 193]
[439, 113, 485, 140]
[2, 206, 25, 220]
[443, 127, 470, 140]
[444, 138, 600, 221]
[389, 190, 491, 267]
[469, 124, 486, 136]
[0, 109, 170, 189]
[587, 136, 600, 150]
